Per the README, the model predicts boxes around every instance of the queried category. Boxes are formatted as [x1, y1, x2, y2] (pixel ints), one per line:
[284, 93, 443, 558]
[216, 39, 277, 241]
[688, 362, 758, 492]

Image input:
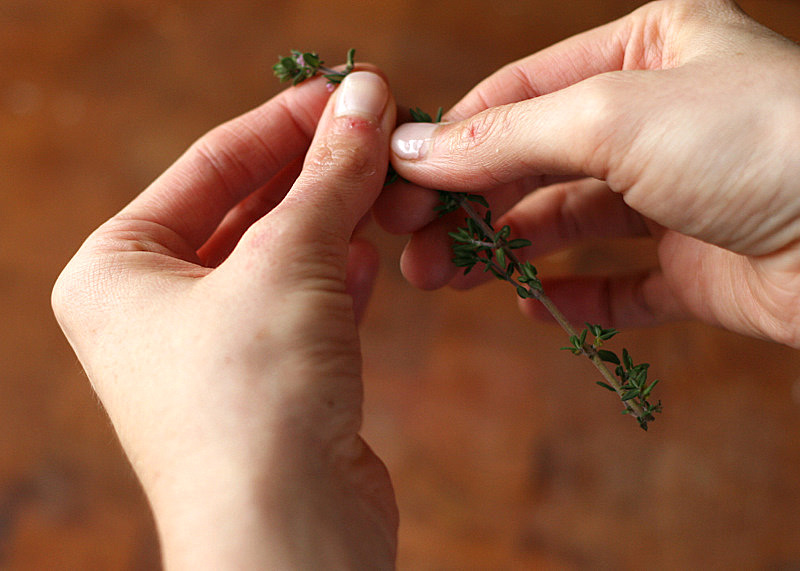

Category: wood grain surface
[3, 1, 800, 568]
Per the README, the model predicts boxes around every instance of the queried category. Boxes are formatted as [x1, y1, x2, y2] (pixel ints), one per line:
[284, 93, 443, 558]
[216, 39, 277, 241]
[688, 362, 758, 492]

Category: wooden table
[3, 1, 800, 568]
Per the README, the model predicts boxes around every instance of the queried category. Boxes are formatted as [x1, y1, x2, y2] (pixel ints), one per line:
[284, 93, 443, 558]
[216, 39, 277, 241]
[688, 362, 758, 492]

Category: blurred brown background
[4, 0, 800, 569]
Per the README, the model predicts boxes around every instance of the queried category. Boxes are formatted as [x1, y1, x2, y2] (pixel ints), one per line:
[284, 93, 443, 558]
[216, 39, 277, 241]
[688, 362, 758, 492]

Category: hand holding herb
[387, 1, 800, 355]
[278, 50, 661, 428]
[49, 1, 800, 567]
[383, 1, 800, 429]
[55, 68, 398, 567]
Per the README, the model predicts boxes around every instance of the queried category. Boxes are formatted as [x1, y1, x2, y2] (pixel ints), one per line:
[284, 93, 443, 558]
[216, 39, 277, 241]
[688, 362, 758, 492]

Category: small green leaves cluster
[514, 261, 543, 297]
[409, 107, 443, 123]
[562, 324, 661, 429]
[433, 189, 473, 215]
[607, 348, 662, 429]
[562, 323, 618, 356]
[439, 187, 662, 428]
[273, 48, 355, 85]
[409, 106, 662, 429]
[445, 204, 540, 295]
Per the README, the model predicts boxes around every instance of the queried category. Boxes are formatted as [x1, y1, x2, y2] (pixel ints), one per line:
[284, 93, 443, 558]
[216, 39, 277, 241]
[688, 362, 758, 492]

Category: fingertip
[334, 71, 390, 123]
[389, 111, 513, 192]
[391, 122, 437, 161]
[373, 180, 440, 234]
[399, 231, 458, 290]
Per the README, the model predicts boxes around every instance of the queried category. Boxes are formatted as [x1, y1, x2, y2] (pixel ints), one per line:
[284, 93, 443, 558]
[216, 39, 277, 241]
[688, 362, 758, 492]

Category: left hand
[52, 69, 398, 569]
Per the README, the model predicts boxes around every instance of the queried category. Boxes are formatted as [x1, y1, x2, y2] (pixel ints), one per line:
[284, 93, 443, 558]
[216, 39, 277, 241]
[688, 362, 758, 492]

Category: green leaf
[599, 328, 619, 341]
[622, 348, 634, 370]
[516, 285, 531, 299]
[506, 238, 532, 249]
[642, 379, 660, 398]
[302, 51, 321, 68]
[466, 217, 479, 237]
[596, 381, 617, 392]
[496, 248, 506, 268]
[621, 389, 640, 401]
[409, 107, 433, 122]
[597, 350, 620, 365]
[467, 194, 489, 209]
[519, 262, 538, 281]
[273, 55, 299, 82]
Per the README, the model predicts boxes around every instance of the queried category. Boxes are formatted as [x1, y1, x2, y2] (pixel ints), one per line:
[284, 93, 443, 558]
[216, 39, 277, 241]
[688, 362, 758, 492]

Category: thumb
[219, 70, 394, 293]
[280, 70, 396, 241]
[389, 78, 623, 191]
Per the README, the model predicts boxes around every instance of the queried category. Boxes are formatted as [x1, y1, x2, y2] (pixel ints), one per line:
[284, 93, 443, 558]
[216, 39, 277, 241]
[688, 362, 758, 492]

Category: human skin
[380, 0, 800, 348]
[51, 0, 800, 567]
[52, 70, 398, 569]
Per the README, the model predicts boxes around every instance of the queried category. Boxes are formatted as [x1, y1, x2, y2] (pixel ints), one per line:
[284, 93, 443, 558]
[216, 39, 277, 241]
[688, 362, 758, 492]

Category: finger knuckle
[51, 256, 98, 334]
[446, 106, 517, 186]
[307, 137, 379, 186]
[572, 74, 631, 177]
[450, 105, 512, 158]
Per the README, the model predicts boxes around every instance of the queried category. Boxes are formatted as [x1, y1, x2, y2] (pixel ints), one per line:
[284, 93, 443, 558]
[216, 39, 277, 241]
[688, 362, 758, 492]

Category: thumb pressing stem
[282, 71, 395, 243]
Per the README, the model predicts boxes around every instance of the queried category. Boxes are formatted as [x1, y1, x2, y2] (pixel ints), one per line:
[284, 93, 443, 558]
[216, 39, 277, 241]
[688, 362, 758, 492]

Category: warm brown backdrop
[4, 0, 800, 569]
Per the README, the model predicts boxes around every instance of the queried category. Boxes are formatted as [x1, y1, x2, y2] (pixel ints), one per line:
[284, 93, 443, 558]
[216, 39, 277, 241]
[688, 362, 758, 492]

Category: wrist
[146, 462, 281, 569]
[141, 433, 396, 569]
[150, 464, 396, 570]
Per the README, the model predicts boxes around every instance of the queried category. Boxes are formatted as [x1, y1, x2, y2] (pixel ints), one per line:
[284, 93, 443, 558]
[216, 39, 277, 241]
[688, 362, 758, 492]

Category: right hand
[379, 0, 800, 347]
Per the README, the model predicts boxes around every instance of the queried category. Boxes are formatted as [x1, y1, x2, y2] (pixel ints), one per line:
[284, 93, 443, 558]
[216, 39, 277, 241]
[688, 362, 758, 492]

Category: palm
[654, 228, 800, 347]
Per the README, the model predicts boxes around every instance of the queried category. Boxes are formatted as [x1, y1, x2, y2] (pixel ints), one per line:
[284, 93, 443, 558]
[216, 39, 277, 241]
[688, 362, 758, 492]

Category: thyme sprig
[439, 184, 661, 429]
[273, 49, 662, 430]
[273, 48, 356, 85]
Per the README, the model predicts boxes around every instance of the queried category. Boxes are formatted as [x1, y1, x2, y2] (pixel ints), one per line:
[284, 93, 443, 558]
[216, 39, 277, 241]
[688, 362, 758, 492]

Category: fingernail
[334, 71, 388, 121]
[391, 122, 437, 160]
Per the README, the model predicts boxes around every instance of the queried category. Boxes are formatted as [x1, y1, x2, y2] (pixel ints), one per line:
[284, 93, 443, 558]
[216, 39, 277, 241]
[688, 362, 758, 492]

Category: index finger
[123, 76, 329, 250]
[120, 65, 386, 251]
[443, 0, 724, 123]
[445, 17, 628, 121]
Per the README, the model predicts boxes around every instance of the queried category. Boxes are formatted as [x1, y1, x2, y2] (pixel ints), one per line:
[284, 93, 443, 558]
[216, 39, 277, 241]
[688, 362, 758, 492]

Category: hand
[52, 69, 398, 569]
[379, 0, 800, 347]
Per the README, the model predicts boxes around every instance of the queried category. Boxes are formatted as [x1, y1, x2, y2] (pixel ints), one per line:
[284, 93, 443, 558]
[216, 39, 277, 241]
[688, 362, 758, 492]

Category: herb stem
[455, 195, 649, 425]
[455, 196, 495, 244]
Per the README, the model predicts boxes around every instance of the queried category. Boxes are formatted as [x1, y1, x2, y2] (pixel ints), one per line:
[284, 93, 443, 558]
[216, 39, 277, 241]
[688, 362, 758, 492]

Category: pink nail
[391, 122, 437, 160]
[334, 72, 388, 121]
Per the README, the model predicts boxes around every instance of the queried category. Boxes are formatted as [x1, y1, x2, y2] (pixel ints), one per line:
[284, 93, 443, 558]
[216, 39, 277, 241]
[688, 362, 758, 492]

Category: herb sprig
[273, 49, 662, 429]
[273, 49, 356, 86]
